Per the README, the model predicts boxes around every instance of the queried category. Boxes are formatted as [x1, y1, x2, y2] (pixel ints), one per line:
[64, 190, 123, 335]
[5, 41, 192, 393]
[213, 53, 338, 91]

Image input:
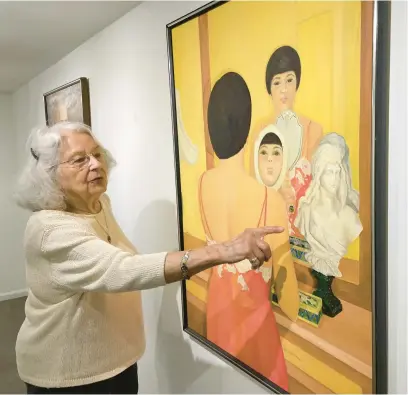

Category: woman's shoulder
[100, 193, 112, 207]
[25, 210, 99, 258]
[28, 209, 84, 228]
[342, 204, 362, 223]
[297, 114, 322, 131]
[26, 210, 92, 245]
[28, 193, 111, 226]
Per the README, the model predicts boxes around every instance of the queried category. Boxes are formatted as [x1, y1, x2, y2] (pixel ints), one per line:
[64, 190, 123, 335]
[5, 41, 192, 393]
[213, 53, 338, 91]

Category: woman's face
[258, 143, 283, 187]
[57, 130, 108, 206]
[270, 70, 297, 113]
[320, 163, 341, 195]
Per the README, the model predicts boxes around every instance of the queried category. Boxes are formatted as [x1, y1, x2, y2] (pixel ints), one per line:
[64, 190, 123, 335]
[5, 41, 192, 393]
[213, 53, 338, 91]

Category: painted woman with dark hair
[198, 71, 299, 391]
[264, 45, 323, 161]
[258, 45, 324, 236]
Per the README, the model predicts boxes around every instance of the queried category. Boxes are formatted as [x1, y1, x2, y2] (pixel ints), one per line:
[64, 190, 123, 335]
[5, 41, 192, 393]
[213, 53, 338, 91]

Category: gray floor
[0, 297, 26, 394]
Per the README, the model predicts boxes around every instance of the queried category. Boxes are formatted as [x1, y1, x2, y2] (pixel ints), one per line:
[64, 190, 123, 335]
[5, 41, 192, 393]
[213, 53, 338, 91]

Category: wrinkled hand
[221, 226, 284, 269]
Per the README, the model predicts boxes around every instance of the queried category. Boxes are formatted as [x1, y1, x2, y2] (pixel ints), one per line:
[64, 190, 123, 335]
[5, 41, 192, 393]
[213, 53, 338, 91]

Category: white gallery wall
[0, 93, 27, 299]
[387, 0, 407, 392]
[9, 0, 408, 393]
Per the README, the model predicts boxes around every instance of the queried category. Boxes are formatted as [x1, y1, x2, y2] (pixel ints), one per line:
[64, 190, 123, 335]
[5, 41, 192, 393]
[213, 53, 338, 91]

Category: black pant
[25, 363, 138, 394]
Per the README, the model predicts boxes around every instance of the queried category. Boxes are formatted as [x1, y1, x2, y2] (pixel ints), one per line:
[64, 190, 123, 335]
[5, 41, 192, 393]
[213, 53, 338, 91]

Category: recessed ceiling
[0, 1, 141, 93]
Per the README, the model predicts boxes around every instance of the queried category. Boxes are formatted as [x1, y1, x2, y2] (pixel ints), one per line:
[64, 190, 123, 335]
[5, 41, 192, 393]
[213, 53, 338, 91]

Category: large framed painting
[167, 1, 390, 393]
[43, 77, 91, 127]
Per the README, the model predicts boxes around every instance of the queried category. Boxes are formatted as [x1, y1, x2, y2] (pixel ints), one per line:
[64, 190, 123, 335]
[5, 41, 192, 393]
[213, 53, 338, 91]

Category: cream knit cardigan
[16, 194, 168, 388]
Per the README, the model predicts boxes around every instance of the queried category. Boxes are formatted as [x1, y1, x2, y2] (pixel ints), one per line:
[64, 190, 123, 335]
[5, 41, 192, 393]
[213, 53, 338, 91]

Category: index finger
[254, 226, 285, 236]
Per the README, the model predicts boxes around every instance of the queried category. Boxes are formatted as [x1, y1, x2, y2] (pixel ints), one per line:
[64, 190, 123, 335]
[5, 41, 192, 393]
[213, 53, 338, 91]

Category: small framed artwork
[43, 77, 91, 127]
[167, 0, 390, 394]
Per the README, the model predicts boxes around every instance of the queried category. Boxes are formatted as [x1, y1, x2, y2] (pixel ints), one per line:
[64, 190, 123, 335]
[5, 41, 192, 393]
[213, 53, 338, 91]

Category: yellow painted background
[171, 1, 362, 259]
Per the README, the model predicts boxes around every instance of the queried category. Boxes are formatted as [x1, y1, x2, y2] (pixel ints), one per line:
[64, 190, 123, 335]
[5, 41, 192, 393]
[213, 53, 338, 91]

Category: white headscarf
[254, 124, 287, 190]
[295, 134, 349, 218]
[317, 132, 359, 212]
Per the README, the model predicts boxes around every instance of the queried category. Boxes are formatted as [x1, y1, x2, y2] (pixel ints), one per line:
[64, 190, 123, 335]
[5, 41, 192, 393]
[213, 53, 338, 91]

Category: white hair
[14, 121, 116, 212]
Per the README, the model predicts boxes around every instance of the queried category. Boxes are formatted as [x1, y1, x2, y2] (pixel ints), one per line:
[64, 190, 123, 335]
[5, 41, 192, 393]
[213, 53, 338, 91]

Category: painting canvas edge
[165, 1, 390, 393]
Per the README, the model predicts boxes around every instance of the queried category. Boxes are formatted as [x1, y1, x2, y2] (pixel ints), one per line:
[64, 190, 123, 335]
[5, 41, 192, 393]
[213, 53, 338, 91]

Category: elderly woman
[13, 121, 283, 394]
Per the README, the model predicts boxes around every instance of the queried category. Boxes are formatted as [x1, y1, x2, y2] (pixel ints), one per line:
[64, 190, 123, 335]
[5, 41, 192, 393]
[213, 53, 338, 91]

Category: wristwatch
[180, 250, 191, 280]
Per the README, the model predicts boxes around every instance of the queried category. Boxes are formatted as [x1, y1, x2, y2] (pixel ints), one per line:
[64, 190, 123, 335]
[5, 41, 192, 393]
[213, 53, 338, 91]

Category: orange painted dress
[198, 175, 289, 391]
[284, 119, 318, 238]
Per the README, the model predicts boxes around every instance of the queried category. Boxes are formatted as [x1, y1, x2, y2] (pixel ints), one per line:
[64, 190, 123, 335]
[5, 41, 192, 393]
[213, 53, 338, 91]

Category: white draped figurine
[295, 133, 362, 277]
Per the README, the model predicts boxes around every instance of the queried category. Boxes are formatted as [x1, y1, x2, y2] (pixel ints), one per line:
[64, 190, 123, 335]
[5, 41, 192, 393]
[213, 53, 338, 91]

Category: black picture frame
[43, 77, 91, 127]
[166, 1, 390, 393]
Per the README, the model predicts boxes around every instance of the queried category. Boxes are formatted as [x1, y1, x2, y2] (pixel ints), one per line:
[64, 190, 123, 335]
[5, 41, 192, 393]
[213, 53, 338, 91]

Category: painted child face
[270, 70, 297, 113]
[258, 143, 283, 187]
[321, 163, 341, 195]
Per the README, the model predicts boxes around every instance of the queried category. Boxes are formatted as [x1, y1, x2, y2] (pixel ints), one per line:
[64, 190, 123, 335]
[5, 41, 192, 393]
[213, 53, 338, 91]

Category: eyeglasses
[59, 151, 107, 170]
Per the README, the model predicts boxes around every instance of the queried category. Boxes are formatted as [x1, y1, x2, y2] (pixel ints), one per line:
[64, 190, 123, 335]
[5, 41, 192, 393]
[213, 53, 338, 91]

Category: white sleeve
[40, 222, 167, 293]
